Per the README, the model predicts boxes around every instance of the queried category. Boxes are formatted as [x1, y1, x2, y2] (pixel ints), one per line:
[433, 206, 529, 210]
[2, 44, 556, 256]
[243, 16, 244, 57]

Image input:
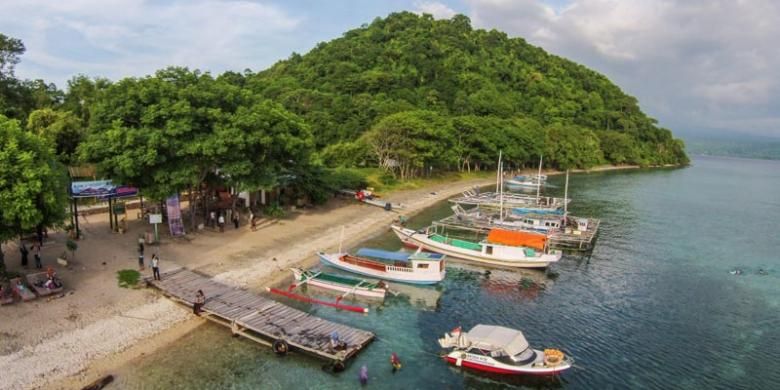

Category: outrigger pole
[536, 155, 543, 203]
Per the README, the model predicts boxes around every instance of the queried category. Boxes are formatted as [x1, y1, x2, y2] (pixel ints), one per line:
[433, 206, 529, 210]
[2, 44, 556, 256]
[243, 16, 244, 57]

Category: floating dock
[147, 268, 374, 364]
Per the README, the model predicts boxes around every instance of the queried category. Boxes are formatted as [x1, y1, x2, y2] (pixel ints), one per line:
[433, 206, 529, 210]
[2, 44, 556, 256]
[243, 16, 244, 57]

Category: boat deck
[449, 191, 569, 209]
[147, 268, 374, 363]
[432, 215, 600, 251]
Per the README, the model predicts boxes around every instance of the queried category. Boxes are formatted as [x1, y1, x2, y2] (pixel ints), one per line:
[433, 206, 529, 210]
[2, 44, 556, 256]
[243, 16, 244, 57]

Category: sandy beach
[0, 176, 494, 390]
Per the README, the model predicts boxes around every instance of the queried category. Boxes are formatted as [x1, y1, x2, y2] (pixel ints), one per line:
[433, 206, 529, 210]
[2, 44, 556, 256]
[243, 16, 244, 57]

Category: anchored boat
[317, 248, 446, 285]
[439, 324, 572, 375]
[391, 225, 561, 269]
[290, 268, 388, 300]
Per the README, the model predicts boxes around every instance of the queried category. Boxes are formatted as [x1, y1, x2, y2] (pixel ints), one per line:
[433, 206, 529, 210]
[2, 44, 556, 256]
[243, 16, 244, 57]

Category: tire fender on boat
[273, 339, 289, 355]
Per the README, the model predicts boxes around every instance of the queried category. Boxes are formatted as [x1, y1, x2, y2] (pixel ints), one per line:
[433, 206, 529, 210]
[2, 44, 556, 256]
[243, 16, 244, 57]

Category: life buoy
[543, 349, 564, 367]
[273, 339, 289, 355]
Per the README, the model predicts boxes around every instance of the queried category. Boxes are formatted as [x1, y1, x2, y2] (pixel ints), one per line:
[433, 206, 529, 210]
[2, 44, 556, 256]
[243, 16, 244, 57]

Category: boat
[391, 225, 561, 269]
[290, 268, 388, 300]
[505, 175, 546, 189]
[439, 324, 572, 375]
[339, 189, 405, 210]
[317, 248, 446, 285]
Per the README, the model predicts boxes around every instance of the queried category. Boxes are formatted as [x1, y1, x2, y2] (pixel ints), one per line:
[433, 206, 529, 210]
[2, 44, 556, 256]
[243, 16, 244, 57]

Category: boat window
[485, 246, 493, 255]
[417, 263, 429, 269]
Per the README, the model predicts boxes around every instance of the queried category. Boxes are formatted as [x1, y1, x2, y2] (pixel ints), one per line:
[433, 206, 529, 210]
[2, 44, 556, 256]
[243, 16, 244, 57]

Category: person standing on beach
[218, 213, 225, 233]
[232, 211, 240, 229]
[194, 289, 205, 315]
[209, 211, 216, 228]
[33, 244, 42, 269]
[151, 254, 161, 281]
[19, 241, 28, 268]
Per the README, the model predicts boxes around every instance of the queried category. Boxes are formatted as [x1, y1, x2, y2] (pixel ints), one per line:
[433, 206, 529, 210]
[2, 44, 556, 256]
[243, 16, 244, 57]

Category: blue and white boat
[317, 248, 446, 285]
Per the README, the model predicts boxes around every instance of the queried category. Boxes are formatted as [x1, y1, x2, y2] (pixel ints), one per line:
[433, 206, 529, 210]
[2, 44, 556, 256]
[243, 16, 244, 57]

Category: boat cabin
[354, 248, 446, 273]
[441, 325, 537, 365]
[481, 229, 548, 257]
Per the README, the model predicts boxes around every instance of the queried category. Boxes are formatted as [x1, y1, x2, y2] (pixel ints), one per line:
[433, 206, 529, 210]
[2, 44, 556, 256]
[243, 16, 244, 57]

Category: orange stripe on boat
[486, 229, 547, 250]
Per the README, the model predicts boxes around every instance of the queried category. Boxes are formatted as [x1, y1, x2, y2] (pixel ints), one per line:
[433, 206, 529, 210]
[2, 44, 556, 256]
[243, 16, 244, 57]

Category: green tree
[544, 124, 603, 169]
[27, 108, 84, 164]
[363, 110, 455, 179]
[0, 115, 69, 269]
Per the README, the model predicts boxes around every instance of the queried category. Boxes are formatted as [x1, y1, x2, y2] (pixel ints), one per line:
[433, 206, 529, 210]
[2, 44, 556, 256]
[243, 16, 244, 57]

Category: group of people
[18, 241, 44, 269]
[208, 210, 240, 233]
[137, 238, 162, 281]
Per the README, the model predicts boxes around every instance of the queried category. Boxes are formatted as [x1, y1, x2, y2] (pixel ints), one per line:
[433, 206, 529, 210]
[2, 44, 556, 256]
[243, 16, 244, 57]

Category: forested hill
[248, 12, 688, 175]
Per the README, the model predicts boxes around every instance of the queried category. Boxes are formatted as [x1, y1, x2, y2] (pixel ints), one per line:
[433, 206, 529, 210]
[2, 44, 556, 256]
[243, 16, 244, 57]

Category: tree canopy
[0, 115, 69, 243]
[250, 12, 688, 174]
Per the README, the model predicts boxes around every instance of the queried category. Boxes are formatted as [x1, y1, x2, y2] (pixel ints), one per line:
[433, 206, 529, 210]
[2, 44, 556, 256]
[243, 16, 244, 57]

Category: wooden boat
[317, 248, 445, 285]
[505, 175, 545, 189]
[290, 268, 388, 300]
[439, 325, 572, 375]
[26, 271, 64, 296]
[339, 189, 405, 210]
[391, 225, 561, 269]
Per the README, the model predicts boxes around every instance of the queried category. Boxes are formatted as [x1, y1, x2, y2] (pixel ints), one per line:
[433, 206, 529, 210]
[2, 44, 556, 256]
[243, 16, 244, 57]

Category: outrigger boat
[391, 225, 561, 269]
[290, 268, 388, 300]
[439, 325, 572, 375]
[317, 248, 446, 285]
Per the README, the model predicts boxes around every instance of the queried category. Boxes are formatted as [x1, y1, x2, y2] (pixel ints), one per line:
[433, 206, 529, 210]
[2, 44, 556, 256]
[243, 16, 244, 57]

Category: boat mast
[338, 225, 345, 253]
[563, 169, 569, 224]
[535, 155, 543, 203]
[498, 151, 504, 222]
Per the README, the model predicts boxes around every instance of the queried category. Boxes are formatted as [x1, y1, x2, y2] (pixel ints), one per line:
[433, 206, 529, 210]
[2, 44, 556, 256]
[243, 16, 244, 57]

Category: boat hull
[292, 269, 387, 299]
[444, 350, 571, 375]
[317, 253, 443, 285]
[391, 226, 558, 269]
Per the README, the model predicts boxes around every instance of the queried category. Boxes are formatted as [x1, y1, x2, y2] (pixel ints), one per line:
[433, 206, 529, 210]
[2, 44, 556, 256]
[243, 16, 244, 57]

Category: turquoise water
[115, 156, 779, 389]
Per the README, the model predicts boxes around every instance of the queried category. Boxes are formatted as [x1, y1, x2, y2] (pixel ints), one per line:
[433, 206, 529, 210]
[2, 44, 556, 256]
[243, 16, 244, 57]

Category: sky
[2, 0, 778, 138]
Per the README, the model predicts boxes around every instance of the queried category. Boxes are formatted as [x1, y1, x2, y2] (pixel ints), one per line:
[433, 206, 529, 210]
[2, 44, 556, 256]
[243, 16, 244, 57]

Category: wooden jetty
[147, 268, 374, 364]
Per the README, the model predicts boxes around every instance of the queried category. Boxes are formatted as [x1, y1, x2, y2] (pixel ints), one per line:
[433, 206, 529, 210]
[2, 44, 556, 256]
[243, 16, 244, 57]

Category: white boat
[439, 325, 572, 375]
[391, 225, 561, 269]
[505, 175, 546, 189]
[317, 248, 445, 285]
[290, 268, 388, 299]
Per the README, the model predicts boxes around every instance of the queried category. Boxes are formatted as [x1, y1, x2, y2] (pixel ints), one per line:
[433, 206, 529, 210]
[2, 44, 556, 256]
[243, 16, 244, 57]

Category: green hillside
[248, 12, 688, 175]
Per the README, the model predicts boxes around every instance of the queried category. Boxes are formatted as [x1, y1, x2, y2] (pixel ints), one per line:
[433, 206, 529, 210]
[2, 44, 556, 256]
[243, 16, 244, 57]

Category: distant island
[683, 133, 780, 161]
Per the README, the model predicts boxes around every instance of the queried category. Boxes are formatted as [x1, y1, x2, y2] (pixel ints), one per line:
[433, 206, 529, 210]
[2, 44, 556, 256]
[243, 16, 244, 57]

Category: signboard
[71, 180, 114, 197]
[71, 181, 139, 199]
[166, 195, 185, 236]
[113, 202, 126, 214]
[149, 214, 162, 224]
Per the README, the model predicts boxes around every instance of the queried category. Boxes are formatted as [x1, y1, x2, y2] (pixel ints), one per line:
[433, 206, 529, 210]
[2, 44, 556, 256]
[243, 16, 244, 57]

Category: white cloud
[414, 1, 457, 19]
[1, 0, 300, 86]
[465, 0, 780, 136]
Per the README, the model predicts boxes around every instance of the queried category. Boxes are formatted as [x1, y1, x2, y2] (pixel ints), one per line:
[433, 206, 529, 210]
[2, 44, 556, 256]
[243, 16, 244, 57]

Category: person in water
[359, 365, 368, 385]
[390, 352, 402, 373]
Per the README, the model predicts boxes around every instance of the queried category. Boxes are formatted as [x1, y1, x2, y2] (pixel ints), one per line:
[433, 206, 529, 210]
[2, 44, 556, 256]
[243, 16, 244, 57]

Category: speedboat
[439, 324, 572, 375]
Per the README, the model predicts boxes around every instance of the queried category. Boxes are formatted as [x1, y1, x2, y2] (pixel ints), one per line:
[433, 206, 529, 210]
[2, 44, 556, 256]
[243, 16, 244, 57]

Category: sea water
[114, 156, 779, 389]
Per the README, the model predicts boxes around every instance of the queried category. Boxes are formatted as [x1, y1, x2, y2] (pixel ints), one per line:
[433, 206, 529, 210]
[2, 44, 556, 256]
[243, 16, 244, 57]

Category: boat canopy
[356, 248, 411, 262]
[465, 325, 530, 356]
[511, 208, 563, 216]
[487, 229, 547, 250]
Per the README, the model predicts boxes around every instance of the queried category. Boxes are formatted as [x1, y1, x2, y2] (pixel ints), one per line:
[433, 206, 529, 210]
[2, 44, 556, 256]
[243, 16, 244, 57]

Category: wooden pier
[147, 268, 374, 364]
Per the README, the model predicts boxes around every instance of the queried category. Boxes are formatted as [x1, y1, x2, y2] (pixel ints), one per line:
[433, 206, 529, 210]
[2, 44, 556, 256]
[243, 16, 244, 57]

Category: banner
[166, 194, 185, 236]
[71, 180, 114, 197]
[71, 181, 139, 199]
